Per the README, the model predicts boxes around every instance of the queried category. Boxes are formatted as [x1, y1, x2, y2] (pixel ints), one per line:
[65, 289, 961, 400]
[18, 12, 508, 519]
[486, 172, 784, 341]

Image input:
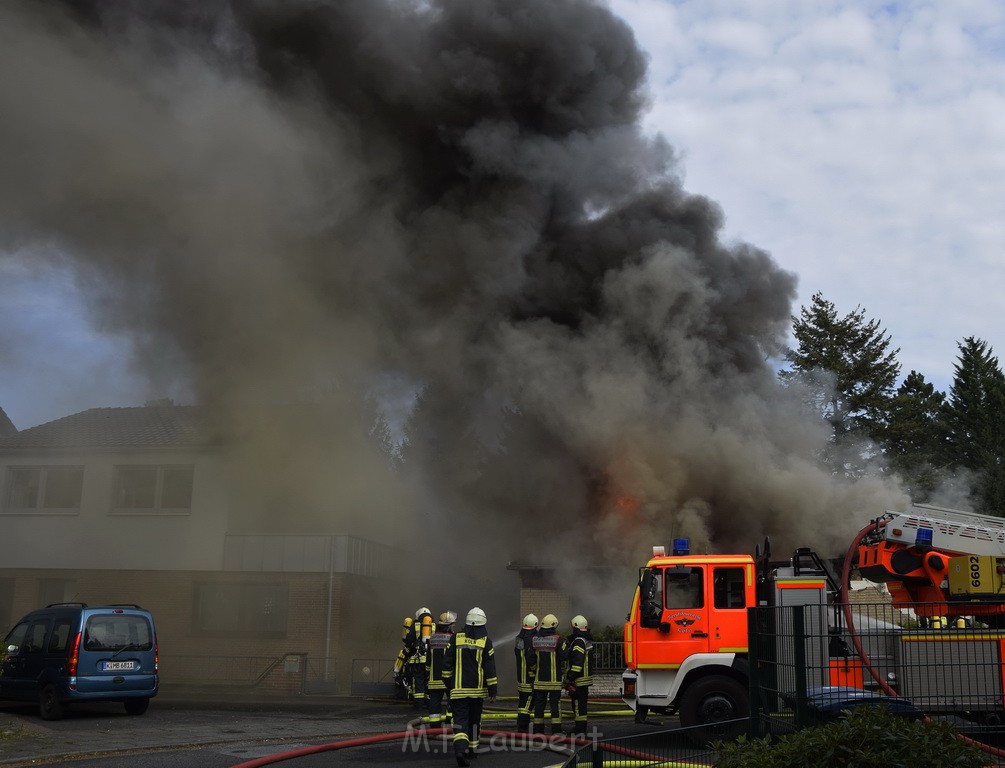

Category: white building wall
[0, 450, 230, 571]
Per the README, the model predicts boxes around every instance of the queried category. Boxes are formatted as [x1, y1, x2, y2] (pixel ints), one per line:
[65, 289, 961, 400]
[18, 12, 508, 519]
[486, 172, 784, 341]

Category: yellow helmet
[439, 611, 457, 625]
[541, 614, 558, 629]
[571, 614, 588, 631]
[522, 613, 539, 630]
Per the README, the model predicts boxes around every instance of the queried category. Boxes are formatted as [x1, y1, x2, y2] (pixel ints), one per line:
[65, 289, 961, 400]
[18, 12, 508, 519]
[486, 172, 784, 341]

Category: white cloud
[611, 0, 1005, 392]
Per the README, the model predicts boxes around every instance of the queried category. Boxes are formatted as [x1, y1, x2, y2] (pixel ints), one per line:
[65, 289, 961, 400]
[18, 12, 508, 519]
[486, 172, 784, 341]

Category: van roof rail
[46, 602, 88, 608]
[99, 603, 146, 609]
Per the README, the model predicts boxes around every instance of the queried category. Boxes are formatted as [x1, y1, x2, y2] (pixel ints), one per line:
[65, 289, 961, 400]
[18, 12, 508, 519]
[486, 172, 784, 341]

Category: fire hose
[840, 518, 1005, 760]
[227, 725, 670, 768]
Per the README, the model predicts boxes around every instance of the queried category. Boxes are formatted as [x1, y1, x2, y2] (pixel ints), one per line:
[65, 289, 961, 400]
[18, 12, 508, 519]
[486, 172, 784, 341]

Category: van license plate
[102, 661, 137, 671]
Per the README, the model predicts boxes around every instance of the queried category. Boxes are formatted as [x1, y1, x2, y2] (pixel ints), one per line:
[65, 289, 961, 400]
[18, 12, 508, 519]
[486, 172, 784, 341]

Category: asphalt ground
[0, 694, 656, 768]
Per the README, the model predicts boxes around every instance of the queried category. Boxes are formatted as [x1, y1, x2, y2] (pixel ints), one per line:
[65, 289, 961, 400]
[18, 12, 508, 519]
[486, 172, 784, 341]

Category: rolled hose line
[227, 724, 668, 768]
[840, 518, 1005, 759]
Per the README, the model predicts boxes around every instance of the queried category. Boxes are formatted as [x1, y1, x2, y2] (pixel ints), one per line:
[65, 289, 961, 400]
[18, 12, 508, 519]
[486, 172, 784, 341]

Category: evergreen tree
[941, 337, 1005, 514]
[779, 292, 901, 467]
[883, 371, 945, 500]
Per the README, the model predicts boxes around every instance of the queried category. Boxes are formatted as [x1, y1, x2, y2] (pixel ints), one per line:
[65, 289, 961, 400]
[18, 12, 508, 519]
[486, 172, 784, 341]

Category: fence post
[747, 605, 761, 738]
[792, 605, 808, 729]
[591, 742, 604, 768]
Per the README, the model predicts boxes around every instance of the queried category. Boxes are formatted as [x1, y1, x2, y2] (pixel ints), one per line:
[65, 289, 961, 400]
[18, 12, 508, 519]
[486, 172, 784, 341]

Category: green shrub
[714, 705, 987, 768]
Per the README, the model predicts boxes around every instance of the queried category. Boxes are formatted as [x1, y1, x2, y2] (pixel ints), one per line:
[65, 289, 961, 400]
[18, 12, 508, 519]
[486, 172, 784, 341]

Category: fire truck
[621, 503, 1005, 738]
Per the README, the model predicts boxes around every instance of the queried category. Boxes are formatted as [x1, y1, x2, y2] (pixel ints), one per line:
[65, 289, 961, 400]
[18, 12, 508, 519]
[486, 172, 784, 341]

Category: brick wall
[519, 588, 571, 622]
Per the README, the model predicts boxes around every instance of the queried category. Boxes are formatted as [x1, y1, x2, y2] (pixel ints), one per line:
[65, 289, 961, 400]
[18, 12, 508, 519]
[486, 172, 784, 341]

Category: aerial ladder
[856, 503, 1005, 624]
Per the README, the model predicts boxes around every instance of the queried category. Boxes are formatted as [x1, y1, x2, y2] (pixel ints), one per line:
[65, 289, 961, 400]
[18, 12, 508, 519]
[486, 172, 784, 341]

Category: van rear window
[83, 615, 153, 652]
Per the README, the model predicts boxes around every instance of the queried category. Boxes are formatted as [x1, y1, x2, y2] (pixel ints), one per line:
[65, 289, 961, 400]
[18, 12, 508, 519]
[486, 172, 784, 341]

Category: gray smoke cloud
[0, 0, 908, 611]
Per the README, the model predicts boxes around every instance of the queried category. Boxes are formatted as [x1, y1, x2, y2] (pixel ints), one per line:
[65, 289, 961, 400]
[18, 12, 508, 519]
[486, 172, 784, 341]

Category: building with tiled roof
[0, 406, 16, 437]
[0, 404, 398, 698]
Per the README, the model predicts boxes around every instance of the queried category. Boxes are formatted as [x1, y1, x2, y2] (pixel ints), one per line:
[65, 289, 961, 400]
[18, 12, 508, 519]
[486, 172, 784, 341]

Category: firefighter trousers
[427, 688, 450, 723]
[570, 685, 589, 735]
[409, 663, 428, 707]
[532, 689, 561, 733]
[451, 696, 484, 758]
[516, 689, 533, 732]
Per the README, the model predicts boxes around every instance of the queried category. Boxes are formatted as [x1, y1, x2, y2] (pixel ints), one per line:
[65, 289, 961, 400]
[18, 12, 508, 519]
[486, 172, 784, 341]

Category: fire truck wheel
[678, 675, 748, 744]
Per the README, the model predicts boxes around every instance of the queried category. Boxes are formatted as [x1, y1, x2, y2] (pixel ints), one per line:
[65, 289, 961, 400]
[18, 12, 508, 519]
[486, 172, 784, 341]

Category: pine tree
[941, 337, 1005, 514]
[883, 371, 945, 500]
[779, 292, 901, 458]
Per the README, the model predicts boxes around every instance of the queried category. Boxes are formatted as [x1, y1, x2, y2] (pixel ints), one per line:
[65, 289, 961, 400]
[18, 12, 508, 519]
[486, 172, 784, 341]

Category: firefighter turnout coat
[425, 624, 454, 692]
[515, 626, 537, 693]
[531, 628, 565, 691]
[564, 629, 593, 687]
[442, 625, 498, 699]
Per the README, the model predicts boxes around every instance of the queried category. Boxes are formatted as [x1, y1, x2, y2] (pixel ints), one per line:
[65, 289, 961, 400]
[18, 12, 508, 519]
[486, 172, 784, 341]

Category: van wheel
[39, 684, 65, 721]
[678, 675, 748, 745]
[124, 698, 150, 716]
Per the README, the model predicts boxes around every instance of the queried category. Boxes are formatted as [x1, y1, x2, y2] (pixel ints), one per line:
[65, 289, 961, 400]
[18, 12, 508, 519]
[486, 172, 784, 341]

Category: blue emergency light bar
[672, 538, 690, 556]
[915, 527, 934, 547]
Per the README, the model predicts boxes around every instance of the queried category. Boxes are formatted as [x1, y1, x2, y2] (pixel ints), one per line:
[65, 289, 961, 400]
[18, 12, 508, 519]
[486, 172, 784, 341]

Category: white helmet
[415, 607, 431, 620]
[541, 614, 558, 629]
[571, 614, 589, 631]
[522, 613, 539, 630]
[466, 607, 487, 626]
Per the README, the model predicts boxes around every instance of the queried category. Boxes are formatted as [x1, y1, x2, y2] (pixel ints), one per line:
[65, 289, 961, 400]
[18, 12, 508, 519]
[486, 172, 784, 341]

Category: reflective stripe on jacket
[442, 625, 498, 699]
[565, 631, 593, 687]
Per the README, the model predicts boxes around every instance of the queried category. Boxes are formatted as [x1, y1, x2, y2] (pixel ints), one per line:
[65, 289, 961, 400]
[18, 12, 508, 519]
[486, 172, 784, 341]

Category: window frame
[110, 464, 195, 515]
[2, 465, 84, 515]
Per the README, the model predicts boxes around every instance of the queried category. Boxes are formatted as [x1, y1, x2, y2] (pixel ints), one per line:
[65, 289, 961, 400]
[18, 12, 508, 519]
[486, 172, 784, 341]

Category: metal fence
[350, 657, 398, 697]
[160, 653, 338, 694]
[750, 600, 1005, 748]
[591, 641, 625, 671]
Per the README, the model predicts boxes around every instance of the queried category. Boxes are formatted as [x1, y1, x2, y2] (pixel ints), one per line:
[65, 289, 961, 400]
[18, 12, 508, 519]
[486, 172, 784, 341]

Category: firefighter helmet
[571, 614, 588, 631]
[466, 607, 487, 626]
[541, 614, 558, 629]
[522, 613, 539, 630]
[440, 611, 457, 625]
[415, 607, 431, 620]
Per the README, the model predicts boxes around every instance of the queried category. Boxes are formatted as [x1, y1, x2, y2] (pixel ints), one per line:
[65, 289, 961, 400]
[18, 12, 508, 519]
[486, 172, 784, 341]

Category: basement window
[111, 465, 194, 514]
[2, 466, 83, 514]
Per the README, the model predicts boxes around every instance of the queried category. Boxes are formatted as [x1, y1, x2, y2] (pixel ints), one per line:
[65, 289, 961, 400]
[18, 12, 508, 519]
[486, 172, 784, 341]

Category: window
[713, 567, 748, 609]
[112, 465, 194, 513]
[83, 615, 152, 652]
[25, 620, 49, 654]
[4, 622, 28, 654]
[3, 466, 83, 513]
[193, 582, 289, 638]
[38, 578, 77, 606]
[48, 620, 72, 653]
[665, 566, 704, 609]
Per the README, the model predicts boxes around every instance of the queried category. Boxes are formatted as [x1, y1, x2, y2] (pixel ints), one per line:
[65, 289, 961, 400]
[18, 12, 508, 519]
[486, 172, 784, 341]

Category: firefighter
[531, 613, 565, 735]
[442, 607, 497, 767]
[392, 615, 414, 700]
[425, 610, 456, 725]
[564, 614, 593, 737]
[514, 613, 538, 732]
[405, 607, 433, 708]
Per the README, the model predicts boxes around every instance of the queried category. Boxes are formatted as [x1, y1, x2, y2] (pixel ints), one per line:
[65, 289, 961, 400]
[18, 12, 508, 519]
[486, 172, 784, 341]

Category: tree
[941, 337, 1005, 515]
[779, 292, 901, 469]
[883, 371, 945, 500]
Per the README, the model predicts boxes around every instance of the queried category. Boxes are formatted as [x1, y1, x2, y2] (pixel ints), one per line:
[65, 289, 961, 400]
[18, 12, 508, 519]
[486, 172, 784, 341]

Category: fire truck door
[635, 566, 711, 667]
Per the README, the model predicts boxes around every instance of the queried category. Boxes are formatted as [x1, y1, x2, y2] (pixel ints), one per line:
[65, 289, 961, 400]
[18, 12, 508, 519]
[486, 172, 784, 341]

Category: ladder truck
[621, 504, 1005, 740]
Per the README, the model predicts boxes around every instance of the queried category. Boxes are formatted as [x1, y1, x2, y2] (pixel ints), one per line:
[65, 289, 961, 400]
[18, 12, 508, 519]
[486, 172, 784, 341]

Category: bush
[714, 704, 987, 768]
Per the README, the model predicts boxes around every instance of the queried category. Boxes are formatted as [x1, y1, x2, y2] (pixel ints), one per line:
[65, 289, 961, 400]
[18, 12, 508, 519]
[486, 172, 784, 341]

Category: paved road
[0, 696, 654, 768]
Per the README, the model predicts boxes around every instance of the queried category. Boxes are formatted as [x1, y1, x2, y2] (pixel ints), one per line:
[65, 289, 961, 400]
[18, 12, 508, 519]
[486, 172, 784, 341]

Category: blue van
[1, 603, 158, 719]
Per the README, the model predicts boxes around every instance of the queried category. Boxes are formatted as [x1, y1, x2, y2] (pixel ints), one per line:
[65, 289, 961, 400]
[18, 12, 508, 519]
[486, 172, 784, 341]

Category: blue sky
[3, 0, 1005, 430]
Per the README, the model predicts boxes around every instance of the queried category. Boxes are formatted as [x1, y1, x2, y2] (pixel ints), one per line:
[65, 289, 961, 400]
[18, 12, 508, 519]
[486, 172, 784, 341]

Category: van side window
[25, 621, 49, 653]
[48, 620, 72, 653]
[4, 621, 28, 653]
